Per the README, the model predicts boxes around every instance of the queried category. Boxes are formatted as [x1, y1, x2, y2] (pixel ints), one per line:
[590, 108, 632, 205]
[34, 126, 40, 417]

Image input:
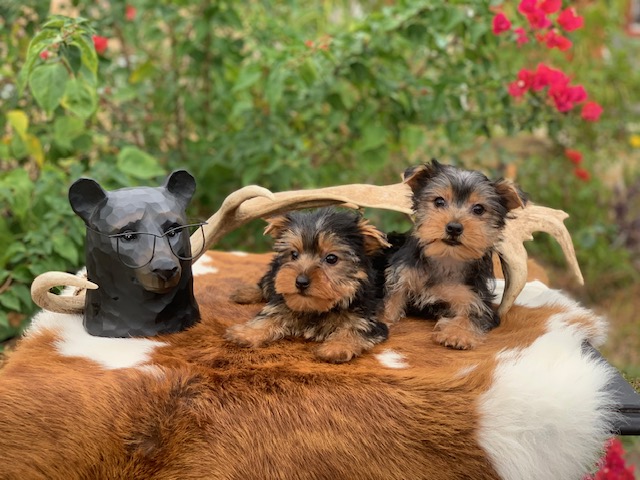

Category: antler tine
[497, 203, 584, 317]
[192, 182, 413, 260]
[31, 272, 98, 314]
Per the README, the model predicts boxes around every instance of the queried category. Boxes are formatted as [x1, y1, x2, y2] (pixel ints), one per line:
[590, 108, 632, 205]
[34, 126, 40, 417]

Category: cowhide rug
[0, 251, 615, 480]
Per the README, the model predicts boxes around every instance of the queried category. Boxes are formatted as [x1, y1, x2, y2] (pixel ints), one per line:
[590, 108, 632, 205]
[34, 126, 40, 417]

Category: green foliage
[0, 0, 639, 340]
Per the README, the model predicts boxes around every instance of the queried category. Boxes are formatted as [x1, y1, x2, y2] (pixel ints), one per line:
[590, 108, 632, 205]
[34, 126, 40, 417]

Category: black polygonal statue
[68, 170, 202, 337]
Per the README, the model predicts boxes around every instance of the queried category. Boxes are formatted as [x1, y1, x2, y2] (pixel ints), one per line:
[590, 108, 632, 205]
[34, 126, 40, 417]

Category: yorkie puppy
[381, 159, 526, 349]
[225, 208, 391, 363]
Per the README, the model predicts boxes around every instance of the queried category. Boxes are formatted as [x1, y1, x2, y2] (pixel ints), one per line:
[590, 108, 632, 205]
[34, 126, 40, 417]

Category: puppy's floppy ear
[357, 218, 391, 255]
[264, 215, 291, 238]
[164, 170, 196, 208]
[402, 159, 441, 193]
[68, 178, 108, 225]
[494, 179, 527, 211]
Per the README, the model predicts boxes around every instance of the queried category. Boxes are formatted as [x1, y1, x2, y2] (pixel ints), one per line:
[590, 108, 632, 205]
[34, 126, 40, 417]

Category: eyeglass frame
[85, 221, 208, 269]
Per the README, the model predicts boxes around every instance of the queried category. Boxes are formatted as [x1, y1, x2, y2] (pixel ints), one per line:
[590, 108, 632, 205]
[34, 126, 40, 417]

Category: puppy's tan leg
[224, 305, 289, 348]
[432, 316, 484, 350]
[429, 284, 485, 350]
[380, 288, 407, 326]
[315, 322, 376, 363]
[230, 284, 264, 304]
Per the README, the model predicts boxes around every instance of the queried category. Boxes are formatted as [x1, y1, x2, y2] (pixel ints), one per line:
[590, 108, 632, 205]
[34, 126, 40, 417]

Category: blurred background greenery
[0, 0, 639, 468]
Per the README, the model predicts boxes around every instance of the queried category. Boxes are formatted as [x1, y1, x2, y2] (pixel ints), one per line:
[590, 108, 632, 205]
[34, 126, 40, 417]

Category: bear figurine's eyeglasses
[86, 222, 207, 269]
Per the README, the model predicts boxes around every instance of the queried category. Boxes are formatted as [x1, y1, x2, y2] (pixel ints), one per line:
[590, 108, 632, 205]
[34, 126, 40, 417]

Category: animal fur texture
[382, 160, 526, 349]
[225, 208, 389, 363]
[0, 251, 615, 480]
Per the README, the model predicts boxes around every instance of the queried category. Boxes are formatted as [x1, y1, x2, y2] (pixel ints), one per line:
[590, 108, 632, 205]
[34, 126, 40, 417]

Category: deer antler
[496, 203, 584, 317]
[31, 181, 582, 317]
[30, 271, 98, 314]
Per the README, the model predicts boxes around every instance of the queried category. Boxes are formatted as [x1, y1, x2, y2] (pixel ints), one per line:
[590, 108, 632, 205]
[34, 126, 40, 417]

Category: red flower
[581, 101, 603, 121]
[526, 9, 552, 29]
[543, 30, 572, 51]
[492, 13, 512, 35]
[304, 40, 314, 48]
[549, 83, 587, 112]
[558, 7, 584, 31]
[540, 0, 562, 14]
[92, 35, 108, 55]
[532, 63, 568, 91]
[39, 50, 50, 60]
[574, 168, 591, 181]
[518, 0, 537, 15]
[514, 27, 529, 46]
[508, 68, 535, 97]
[564, 149, 583, 164]
[125, 5, 137, 21]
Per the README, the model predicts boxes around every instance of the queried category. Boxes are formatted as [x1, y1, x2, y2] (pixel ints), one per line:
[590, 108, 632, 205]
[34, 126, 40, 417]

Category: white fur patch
[192, 253, 219, 276]
[28, 310, 165, 370]
[230, 251, 249, 257]
[455, 364, 478, 378]
[375, 349, 409, 369]
[477, 326, 616, 479]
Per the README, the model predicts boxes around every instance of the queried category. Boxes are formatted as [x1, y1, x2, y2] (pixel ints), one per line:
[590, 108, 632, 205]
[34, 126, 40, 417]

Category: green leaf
[6, 110, 29, 140]
[53, 116, 85, 150]
[18, 27, 61, 93]
[29, 63, 69, 115]
[0, 292, 21, 312]
[52, 234, 80, 264]
[71, 33, 99, 77]
[232, 65, 262, 93]
[60, 43, 82, 75]
[61, 78, 97, 119]
[116, 146, 165, 179]
[355, 123, 387, 153]
[129, 60, 157, 84]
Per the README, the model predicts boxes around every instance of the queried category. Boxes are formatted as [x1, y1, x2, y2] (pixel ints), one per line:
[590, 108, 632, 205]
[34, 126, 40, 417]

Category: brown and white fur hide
[0, 251, 615, 480]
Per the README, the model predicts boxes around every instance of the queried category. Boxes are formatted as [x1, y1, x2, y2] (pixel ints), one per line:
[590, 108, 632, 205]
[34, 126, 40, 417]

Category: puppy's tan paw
[432, 319, 483, 350]
[315, 341, 359, 364]
[224, 324, 270, 348]
[230, 284, 263, 304]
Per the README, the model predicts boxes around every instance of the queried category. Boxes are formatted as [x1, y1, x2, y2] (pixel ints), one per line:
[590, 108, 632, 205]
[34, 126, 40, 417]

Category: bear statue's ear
[68, 178, 108, 225]
[164, 170, 196, 208]
[402, 159, 442, 193]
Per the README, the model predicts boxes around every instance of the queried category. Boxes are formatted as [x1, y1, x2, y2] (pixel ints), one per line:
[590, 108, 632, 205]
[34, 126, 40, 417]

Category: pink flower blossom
[574, 168, 591, 181]
[492, 13, 512, 35]
[508, 68, 536, 97]
[39, 50, 50, 60]
[543, 30, 573, 51]
[125, 5, 137, 21]
[526, 9, 552, 29]
[540, 0, 562, 14]
[514, 27, 529, 46]
[558, 7, 584, 31]
[92, 35, 108, 55]
[518, 0, 537, 15]
[549, 83, 587, 112]
[581, 101, 603, 121]
[564, 149, 583, 164]
[531, 64, 568, 91]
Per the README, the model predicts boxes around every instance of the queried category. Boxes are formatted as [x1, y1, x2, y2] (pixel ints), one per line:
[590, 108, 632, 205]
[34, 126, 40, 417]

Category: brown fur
[0, 251, 603, 479]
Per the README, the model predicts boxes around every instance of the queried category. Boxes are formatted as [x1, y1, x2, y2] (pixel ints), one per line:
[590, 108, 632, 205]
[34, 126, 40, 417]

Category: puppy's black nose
[295, 274, 310, 290]
[446, 222, 463, 236]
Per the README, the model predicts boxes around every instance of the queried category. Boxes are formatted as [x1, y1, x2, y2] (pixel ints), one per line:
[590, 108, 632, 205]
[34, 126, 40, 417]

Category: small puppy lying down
[225, 208, 390, 363]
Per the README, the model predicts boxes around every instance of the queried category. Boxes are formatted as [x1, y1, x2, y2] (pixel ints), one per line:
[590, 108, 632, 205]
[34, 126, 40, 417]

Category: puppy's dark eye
[324, 254, 338, 265]
[434, 197, 446, 208]
[291, 251, 299, 260]
[472, 204, 485, 215]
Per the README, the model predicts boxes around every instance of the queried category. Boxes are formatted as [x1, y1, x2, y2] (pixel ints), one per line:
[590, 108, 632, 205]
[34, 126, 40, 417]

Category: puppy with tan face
[225, 208, 390, 363]
[381, 159, 526, 350]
